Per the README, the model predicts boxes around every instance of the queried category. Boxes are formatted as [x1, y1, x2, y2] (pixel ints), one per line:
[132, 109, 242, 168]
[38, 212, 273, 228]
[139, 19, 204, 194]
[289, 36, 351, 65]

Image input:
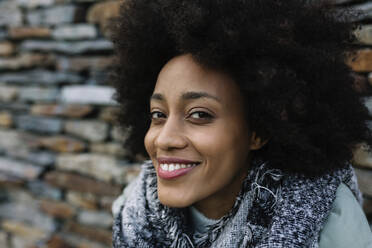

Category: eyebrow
[150, 91, 221, 103]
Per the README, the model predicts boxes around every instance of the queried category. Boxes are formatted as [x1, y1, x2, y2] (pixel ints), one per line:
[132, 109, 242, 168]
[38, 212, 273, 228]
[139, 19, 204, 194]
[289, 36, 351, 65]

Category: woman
[111, 0, 372, 247]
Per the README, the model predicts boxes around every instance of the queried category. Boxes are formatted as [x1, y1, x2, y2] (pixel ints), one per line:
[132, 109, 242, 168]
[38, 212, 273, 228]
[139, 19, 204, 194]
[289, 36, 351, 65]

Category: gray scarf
[112, 160, 362, 248]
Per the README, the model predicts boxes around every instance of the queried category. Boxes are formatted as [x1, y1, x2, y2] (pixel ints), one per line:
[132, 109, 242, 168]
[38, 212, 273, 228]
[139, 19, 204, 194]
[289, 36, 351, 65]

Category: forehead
[154, 54, 240, 101]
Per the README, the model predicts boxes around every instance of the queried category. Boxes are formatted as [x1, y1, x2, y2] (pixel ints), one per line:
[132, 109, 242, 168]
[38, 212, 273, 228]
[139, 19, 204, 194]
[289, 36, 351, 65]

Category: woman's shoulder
[319, 183, 372, 248]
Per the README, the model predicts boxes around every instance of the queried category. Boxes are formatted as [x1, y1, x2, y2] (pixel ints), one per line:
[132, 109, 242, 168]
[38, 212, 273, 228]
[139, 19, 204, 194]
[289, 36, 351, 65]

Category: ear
[249, 132, 268, 150]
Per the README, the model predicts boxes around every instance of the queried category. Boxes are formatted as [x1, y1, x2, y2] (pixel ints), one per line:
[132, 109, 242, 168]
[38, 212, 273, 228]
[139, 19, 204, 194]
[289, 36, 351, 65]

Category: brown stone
[64, 221, 111, 245]
[45, 235, 75, 248]
[99, 106, 119, 124]
[57, 56, 114, 72]
[31, 104, 94, 118]
[39, 136, 86, 153]
[90, 142, 128, 157]
[87, 0, 122, 37]
[66, 191, 98, 210]
[8, 27, 51, 39]
[0, 41, 15, 56]
[40, 199, 76, 219]
[347, 49, 372, 72]
[0, 53, 56, 70]
[0, 85, 19, 102]
[45, 171, 121, 196]
[2, 220, 48, 242]
[0, 111, 12, 127]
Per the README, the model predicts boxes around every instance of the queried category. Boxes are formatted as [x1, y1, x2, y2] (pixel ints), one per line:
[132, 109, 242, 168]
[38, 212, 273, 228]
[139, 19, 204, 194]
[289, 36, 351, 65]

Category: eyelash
[149, 110, 214, 123]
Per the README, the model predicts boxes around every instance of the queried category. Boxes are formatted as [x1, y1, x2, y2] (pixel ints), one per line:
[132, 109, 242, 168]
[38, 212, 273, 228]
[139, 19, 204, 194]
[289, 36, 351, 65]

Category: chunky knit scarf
[112, 160, 362, 248]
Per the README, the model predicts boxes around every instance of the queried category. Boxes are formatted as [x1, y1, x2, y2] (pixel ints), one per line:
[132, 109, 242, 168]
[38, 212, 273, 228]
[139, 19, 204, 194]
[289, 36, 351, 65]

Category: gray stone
[56, 153, 125, 182]
[111, 126, 130, 143]
[0, 129, 25, 152]
[355, 25, 372, 45]
[0, 202, 57, 232]
[7, 149, 55, 167]
[88, 70, 110, 85]
[0, 102, 30, 114]
[17, 0, 55, 9]
[352, 3, 372, 21]
[52, 24, 97, 40]
[61, 85, 116, 105]
[65, 120, 108, 142]
[77, 210, 113, 228]
[19, 87, 59, 102]
[0, 85, 19, 102]
[20, 39, 114, 54]
[57, 232, 108, 248]
[0, 69, 83, 84]
[0, 231, 8, 248]
[0, 157, 44, 180]
[16, 115, 63, 134]
[0, 1, 22, 27]
[26, 5, 83, 26]
[57, 56, 114, 72]
[91, 142, 129, 157]
[27, 181, 62, 200]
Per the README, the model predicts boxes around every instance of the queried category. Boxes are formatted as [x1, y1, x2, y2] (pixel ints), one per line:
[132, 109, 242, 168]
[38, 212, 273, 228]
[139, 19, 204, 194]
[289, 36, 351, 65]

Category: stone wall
[0, 0, 371, 247]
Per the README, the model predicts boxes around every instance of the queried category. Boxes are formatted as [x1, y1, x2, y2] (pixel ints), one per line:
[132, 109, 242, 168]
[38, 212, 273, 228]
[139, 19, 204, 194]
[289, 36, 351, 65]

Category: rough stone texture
[20, 40, 114, 54]
[352, 2, 372, 21]
[31, 104, 94, 118]
[57, 56, 114, 72]
[111, 125, 130, 143]
[27, 5, 84, 26]
[0, 231, 8, 248]
[0, 53, 55, 71]
[40, 136, 86, 153]
[44, 235, 75, 248]
[44, 171, 121, 196]
[0, 1, 23, 27]
[0, 157, 44, 180]
[355, 25, 372, 45]
[355, 168, 372, 197]
[7, 149, 55, 167]
[56, 153, 125, 182]
[17, 0, 55, 9]
[61, 85, 116, 105]
[0, 69, 83, 84]
[91, 142, 129, 157]
[0, 85, 19, 102]
[58, 232, 108, 248]
[66, 191, 98, 210]
[27, 181, 62, 200]
[0, 41, 15, 56]
[87, 0, 121, 38]
[0, 111, 13, 127]
[19, 87, 59, 102]
[64, 221, 112, 245]
[77, 210, 112, 228]
[16, 115, 62, 134]
[0, 129, 25, 152]
[8, 27, 51, 39]
[40, 199, 76, 219]
[347, 49, 372, 72]
[64, 120, 108, 142]
[2, 220, 49, 242]
[52, 24, 97, 40]
[99, 106, 119, 123]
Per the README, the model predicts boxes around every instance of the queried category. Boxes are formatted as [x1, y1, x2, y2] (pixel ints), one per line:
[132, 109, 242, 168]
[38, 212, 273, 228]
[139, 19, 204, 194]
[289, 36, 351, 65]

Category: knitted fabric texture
[112, 160, 362, 248]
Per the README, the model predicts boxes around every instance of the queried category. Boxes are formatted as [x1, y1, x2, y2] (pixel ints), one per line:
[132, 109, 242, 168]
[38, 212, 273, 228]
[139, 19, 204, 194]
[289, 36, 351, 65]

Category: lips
[156, 157, 201, 179]
[157, 157, 201, 164]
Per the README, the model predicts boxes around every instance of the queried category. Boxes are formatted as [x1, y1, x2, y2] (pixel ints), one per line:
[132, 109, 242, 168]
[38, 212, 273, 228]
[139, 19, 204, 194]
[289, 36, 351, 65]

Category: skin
[144, 54, 264, 219]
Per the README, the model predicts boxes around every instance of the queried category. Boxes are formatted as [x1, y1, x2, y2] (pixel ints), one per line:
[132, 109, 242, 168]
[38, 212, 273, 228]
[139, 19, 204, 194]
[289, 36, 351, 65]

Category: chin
[158, 193, 194, 208]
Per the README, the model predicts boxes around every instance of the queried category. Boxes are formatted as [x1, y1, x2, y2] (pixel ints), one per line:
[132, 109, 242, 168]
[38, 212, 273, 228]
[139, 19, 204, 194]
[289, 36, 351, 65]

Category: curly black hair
[111, 0, 372, 176]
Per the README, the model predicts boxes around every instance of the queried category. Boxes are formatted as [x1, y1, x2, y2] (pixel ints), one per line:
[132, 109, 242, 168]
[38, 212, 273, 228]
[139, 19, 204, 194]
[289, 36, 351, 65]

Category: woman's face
[145, 54, 260, 218]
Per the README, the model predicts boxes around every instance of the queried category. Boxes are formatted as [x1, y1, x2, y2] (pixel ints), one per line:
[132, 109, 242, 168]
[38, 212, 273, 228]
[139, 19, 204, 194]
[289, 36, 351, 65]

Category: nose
[154, 116, 187, 150]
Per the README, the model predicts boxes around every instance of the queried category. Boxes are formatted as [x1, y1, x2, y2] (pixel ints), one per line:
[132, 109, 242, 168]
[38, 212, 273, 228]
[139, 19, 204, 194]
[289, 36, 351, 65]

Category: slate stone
[66, 191, 98, 210]
[27, 181, 62, 200]
[31, 104, 94, 118]
[0, 102, 30, 113]
[111, 126, 130, 143]
[61, 85, 116, 105]
[99, 106, 119, 123]
[352, 2, 372, 21]
[57, 232, 108, 248]
[0, 54, 56, 71]
[15, 115, 63, 134]
[0, 231, 8, 248]
[0, 69, 83, 84]
[0, 157, 44, 180]
[39, 135, 86, 153]
[0, 111, 13, 127]
[64, 120, 108, 142]
[77, 210, 112, 228]
[91, 142, 129, 157]
[8, 27, 51, 39]
[64, 221, 112, 245]
[40, 199, 76, 219]
[0, 129, 25, 152]
[0, 85, 19, 102]
[20, 40, 114, 54]
[57, 56, 114, 72]
[17, 0, 55, 9]
[355, 25, 372, 45]
[19, 87, 59, 102]
[2, 220, 50, 243]
[0, 1, 23, 27]
[7, 149, 56, 167]
[26, 5, 84, 26]
[0, 41, 15, 56]
[52, 24, 97, 40]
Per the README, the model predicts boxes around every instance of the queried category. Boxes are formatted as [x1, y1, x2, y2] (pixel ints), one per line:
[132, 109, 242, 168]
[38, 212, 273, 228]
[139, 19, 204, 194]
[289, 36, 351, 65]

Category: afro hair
[111, 0, 372, 176]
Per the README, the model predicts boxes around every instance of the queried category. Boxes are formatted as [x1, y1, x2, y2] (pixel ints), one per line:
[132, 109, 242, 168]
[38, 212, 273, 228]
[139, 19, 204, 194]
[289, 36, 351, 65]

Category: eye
[149, 111, 166, 121]
[187, 111, 214, 122]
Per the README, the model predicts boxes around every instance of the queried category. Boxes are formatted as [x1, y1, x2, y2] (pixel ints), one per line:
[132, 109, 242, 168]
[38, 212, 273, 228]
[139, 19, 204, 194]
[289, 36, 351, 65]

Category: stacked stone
[0, 0, 144, 247]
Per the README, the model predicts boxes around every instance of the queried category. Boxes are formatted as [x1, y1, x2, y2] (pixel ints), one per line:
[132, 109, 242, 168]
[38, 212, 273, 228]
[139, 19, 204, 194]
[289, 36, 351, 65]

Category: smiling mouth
[157, 162, 201, 179]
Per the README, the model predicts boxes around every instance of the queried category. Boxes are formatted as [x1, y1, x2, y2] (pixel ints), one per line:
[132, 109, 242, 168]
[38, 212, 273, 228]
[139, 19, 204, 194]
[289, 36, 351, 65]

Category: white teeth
[160, 163, 199, 172]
